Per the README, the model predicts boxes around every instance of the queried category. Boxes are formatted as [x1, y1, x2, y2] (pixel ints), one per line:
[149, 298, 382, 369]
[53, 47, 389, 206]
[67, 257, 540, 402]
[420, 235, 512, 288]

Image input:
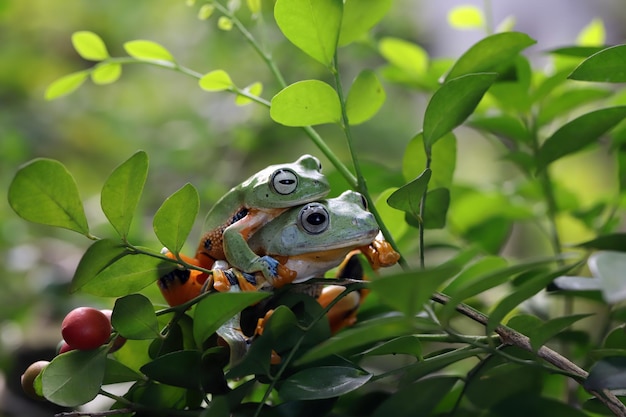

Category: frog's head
[248, 190, 380, 256]
[242, 154, 330, 208]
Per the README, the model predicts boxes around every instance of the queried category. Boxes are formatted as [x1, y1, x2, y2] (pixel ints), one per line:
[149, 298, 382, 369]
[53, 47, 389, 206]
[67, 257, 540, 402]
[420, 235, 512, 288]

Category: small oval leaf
[45, 71, 89, 100]
[270, 80, 342, 126]
[339, 0, 392, 46]
[235, 81, 263, 105]
[279, 366, 372, 400]
[569, 45, 626, 83]
[112, 294, 160, 340]
[71, 31, 109, 61]
[90, 62, 122, 85]
[153, 183, 199, 254]
[101, 151, 149, 238]
[8, 158, 89, 235]
[199, 70, 234, 92]
[346, 69, 386, 125]
[124, 40, 175, 62]
[274, 0, 342, 67]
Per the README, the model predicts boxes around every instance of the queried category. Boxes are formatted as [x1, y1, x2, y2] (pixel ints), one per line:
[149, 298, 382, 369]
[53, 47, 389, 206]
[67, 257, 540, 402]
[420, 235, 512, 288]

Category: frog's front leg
[359, 235, 400, 270]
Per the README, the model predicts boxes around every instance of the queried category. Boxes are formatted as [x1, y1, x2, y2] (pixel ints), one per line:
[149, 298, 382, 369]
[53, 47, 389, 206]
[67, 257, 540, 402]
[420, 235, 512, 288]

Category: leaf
[445, 32, 536, 81]
[193, 292, 269, 346]
[235, 82, 263, 106]
[569, 45, 626, 83]
[400, 348, 480, 384]
[124, 40, 175, 62]
[339, 0, 392, 46]
[379, 37, 428, 76]
[576, 18, 606, 47]
[443, 256, 508, 295]
[101, 151, 148, 239]
[90, 62, 122, 85]
[140, 350, 202, 389]
[374, 188, 408, 242]
[112, 294, 160, 340]
[536, 107, 626, 171]
[296, 315, 436, 365]
[470, 114, 531, 143]
[199, 70, 234, 92]
[370, 265, 459, 317]
[447, 5, 484, 30]
[41, 347, 108, 407]
[529, 314, 593, 352]
[576, 234, 626, 251]
[71, 31, 109, 61]
[585, 357, 626, 390]
[359, 335, 422, 358]
[537, 87, 612, 126]
[345, 70, 386, 125]
[153, 183, 199, 254]
[44, 71, 89, 100]
[372, 376, 459, 417]
[79, 251, 175, 297]
[71, 239, 129, 293]
[274, 0, 342, 67]
[8, 158, 89, 235]
[423, 73, 498, 148]
[589, 251, 626, 304]
[270, 80, 342, 126]
[551, 276, 601, 292]
[386, 168, 431, 220]
[402, 132, 456, 188]
[103, 358, 143, 385]
[422, 188, 450, 229]
[279, 366, 371, 400]
[486, 264, 576, 334]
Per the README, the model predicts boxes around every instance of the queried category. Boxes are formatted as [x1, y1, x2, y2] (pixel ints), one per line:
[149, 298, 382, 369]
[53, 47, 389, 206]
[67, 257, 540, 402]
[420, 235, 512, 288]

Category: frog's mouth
[287, 227, 379, 255]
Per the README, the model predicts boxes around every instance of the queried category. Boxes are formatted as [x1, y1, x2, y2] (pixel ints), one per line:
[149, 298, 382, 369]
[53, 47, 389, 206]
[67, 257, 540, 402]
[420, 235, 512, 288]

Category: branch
[430, 292, 626, 416]
[55, 409, 133, 417]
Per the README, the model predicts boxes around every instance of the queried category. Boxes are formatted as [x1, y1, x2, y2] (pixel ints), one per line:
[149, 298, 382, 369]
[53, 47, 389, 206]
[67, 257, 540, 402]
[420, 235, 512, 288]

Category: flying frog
[195, 154, 330, 284]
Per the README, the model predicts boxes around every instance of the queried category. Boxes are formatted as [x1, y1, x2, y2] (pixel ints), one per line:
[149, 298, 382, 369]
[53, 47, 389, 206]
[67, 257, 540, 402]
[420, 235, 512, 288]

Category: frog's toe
[259, 255, 279, 278]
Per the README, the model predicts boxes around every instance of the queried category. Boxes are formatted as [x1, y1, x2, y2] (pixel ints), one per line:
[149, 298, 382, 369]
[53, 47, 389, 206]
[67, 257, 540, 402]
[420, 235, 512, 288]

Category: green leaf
[140, 350, 202, 389]
[537, 87, 612, 126]
[345, 69, 386, 125]
[71, 31, 109, 61]
[422, 188, 450, 229]
[379, 37, 428, 76]
[589, 251, 626, 304]
[370, 265, 459, 317]
[297, 315, 435, 365]
[153, 183, 199, 254]
[569, 45, 626, 83]
[469, 114, 531, 143]
[103, 358, 143, 385]
[112, 294, 160, 340]
[375, 188, 408, 242]
[423, 73, 498, 148]
[193, 292, 269, 347]
[235, 82, 263, 105]
[402, 132, 456, 188]
[274, 0, 342, 67]
[372, 376, 459, 417]
[339, 0, 392, 46]
[90, 62, 122, 85]
[576, 234, 626, 251]
[79, 251, 175, 297]
[280, 366, 371, 400]
[536, 106, 626, 171]
[386, 168, 431, 220]
[577, 18, 606, 46]
[585, 357, 626, 390]
[400, 348, 480, 383]
[199, 70, 234, 92]
[486, 264, 576, 334]
[8, 158, 89, 235]
[529, 314, 592, 352]
[44, 71, 89, 100]
[101, 151, 148, 239]
[445, 32, 536, 81]
[41, 347, 108, 407]
[359, 335, 422, 358]
[270, 80, 342, 126]
[71, 239, 129, 293]
[443, 256, 508, 295]
[447, 5, 484, 30]
[124, 40, 175, 62]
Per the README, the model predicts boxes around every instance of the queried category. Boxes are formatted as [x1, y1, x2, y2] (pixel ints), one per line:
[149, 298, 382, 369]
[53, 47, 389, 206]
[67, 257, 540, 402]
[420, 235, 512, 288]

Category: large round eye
[298, 203, 329, 234]
[358, 193, 368, 210]
[270, 169, 298, 195]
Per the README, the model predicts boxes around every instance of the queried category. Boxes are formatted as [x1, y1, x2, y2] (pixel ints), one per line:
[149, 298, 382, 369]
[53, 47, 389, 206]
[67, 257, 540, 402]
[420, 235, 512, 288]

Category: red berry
[57, 340, 74, 354]
[61, 307, 111, 350]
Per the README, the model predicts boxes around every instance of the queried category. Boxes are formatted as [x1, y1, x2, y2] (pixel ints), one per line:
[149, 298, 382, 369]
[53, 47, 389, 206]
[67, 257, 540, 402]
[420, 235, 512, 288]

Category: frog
[195, 154, 330, 284]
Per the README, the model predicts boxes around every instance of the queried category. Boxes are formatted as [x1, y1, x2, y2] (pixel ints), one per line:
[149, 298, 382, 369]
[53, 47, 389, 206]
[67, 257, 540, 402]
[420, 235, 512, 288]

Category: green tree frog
[195, 154, 330, 282]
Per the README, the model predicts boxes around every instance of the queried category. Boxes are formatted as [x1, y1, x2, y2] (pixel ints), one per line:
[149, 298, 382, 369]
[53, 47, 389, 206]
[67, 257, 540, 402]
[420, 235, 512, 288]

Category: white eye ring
[271, 169, 298, 195]
[298, 203, 329, 234]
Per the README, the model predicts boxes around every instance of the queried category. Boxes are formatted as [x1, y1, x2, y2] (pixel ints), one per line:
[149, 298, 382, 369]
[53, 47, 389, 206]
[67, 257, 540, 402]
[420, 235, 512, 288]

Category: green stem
[418, 146, 433, 269]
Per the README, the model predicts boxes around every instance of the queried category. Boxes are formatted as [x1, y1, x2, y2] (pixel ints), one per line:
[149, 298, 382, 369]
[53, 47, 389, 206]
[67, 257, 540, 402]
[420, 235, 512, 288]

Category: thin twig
[55, 409, 133, 417]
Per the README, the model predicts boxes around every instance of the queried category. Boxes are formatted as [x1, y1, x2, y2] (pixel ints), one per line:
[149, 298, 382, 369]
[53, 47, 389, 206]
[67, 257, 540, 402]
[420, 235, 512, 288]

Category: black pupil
[280, 179, 296, 185]
[307, 212, 326, 225]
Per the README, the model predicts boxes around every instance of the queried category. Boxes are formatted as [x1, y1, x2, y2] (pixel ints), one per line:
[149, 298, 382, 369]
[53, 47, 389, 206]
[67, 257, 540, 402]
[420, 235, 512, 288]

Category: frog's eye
[271, 169, 298, 195]
[358, 193, 368, 210]
[298, 203, 329, 234]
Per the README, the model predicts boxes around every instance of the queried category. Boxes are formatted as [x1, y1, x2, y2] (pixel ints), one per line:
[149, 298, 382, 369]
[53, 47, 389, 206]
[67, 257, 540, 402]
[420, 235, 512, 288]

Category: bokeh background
[2, 0, 626, 415]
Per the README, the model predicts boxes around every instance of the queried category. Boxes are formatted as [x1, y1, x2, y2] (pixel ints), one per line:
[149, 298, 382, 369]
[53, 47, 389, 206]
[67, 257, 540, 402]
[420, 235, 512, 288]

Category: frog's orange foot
[359, 238, 400, 270]
[253, 310, 281, 365]
[213, 268, 259, 292]
[318, 285, 368, 334]
[213, 269, 232, 292]
[268, 263, 298, 288]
